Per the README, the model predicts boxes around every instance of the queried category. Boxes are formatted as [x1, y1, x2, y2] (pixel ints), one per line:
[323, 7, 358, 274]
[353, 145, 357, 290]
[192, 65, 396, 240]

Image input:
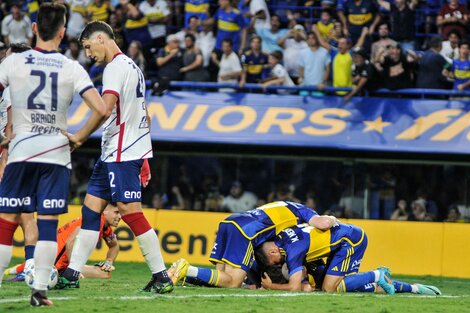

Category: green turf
[2, 259, 470, 313]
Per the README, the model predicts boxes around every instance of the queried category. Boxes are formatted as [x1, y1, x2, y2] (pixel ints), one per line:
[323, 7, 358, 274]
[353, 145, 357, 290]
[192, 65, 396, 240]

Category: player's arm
[308, 215, 337, 230]
[103, 235, 119, 267]
[261, 270, 303, 291]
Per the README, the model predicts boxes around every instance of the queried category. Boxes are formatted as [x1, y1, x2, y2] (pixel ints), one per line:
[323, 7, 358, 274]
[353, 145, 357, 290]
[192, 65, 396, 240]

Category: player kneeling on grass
[5, 204, 120, 282]
[254, 223, 441, 295]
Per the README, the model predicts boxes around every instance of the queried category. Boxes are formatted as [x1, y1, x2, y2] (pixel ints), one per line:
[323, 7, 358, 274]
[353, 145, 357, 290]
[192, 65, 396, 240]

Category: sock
[186, 266, 221, 287]
[122, 212, 166, 275]
[66, 205, 101, 280]
[25, 245, 35, 261]
[392, 280, 413, 293]
[185, 276, 214, 287]
[33, 219, 58, 291]
[354, 282, 377, 292]
[0, 218, 19, 286]
[339, 271, 376, 292]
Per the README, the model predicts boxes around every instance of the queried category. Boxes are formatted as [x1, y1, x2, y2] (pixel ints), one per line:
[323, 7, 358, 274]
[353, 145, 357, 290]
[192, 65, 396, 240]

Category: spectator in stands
[440, 30, 460, 62]
[443, 40, 470, 90]
[212, 38, 243, 90]
[267, 182, 301, 203]
[205, 185, 225, 212]
[408, 199, 429, 221]
[197, 19, 216, 68]
[207, 0, 247, 55]
[121, 0, 152, 50]
[416, 37, 448, 89]
[256, 15, 288, 53]
[278, 24, 308, 84]
[344, 47, 374, 102]
[222, 181, 258, 213]
[374, 43, 417, 90]
[181, 33, 209, 82]
[184, 0, 210, 27]
[298, 32, 331, 90]
[175, 15, 199, 48]
[86, 0, 110, 22]
[1, 4, 33, 46]
[260, 50, 295, 90]
[337, 0, 380, 44]
[139, 0, 171, 49]
[315, 9, 334, 41]
[240, 35, 269, 85]
[66, 0, 89, 39]
[65, 38, 90, 69]
[445, 205, 463, 222]
[127, 40, 146, 74]
[437, 0, 468, 40]
[245, 0, 271, 31]
[109, 11, 127, 49]
[331, 37, 353, 93]
[155, 35, 184, 94]
[390, 199, 409, 221]
[377, 0, 418, 51]
[371, 23, 397, 62]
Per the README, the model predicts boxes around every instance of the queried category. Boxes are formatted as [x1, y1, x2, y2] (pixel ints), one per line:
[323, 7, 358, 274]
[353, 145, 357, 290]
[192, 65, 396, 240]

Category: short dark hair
[37, 3, 67, 41]
[9, 43, 32, 53]
[254, 243, 271, 271]
[250, 34, 262, 43]
[79, 20, 115, 42]
[222, 38, 233, 47]
[429, 37, 442, 49]
[270, 50, 283, 61]
[459, 40, 470, 49]
[448, 30, 462, 39]
[185, 33, 196, 42]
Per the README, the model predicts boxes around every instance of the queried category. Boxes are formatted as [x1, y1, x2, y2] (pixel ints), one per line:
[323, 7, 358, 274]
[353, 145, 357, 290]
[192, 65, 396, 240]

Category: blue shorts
[326, 226, 367, 276]
[209, 221, 254, 272]
[0, 162, 70, 215]
[87, 158, 143, 203]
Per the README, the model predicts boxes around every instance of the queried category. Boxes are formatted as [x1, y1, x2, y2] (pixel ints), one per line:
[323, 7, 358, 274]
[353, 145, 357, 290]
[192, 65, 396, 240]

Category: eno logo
[0, 197, 31, 207]
[124, 191, 141, 199]
[43, 199, 66, 208]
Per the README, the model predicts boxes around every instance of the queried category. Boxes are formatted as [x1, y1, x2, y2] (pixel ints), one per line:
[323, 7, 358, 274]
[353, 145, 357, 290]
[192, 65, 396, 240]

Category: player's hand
[140, 159, 151, 188]
[457, 84, 466, 91]
[62, 131, 83, 151]
[95, 260, 115, 272]
[260, 272, 273, 289]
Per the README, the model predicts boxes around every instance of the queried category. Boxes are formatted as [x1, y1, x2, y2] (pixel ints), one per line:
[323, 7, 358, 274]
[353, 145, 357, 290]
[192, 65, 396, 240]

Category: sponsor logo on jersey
[124, 191, 141, 199]
[43, 199, 66, 209]
[25, 54, 35, 64]
[0, 197, 31, 207]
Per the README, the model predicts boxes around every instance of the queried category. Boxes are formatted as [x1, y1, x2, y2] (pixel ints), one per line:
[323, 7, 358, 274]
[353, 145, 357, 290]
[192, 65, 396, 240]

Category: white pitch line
[0, 293, 466, 304]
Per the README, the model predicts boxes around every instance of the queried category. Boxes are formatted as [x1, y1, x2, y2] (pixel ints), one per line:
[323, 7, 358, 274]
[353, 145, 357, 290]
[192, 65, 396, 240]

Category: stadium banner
[68, 91, 470, 154]
[11, 207, 470, 278]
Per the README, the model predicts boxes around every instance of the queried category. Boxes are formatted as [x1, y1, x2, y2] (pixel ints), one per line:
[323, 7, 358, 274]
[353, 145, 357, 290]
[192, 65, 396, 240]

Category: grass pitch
[1, 259, 470, 313]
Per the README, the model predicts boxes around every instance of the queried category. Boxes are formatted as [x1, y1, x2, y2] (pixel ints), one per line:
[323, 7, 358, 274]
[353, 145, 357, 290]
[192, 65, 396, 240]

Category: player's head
[34, 3, 67, 42]
[103, 203, 121, 227]
[79, 21, 115, 63]
[6, 43, 32, 57]
[254, 241, 284, 268]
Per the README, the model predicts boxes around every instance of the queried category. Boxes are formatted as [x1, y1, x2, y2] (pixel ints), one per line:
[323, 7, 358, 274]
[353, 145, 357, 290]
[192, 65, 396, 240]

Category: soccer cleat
[415, 284, 442, 295]
[168, 258, 189, 285]
[54, 276, 80, 289]
[141, 277, 174, 294]
[9, 272, 26, 282]
[30, 290, 53, 307]
[376, 266, 395, 295]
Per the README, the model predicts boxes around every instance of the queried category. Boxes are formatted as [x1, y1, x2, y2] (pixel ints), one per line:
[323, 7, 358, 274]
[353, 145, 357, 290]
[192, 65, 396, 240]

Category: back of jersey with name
[0, 49, 93, 168]
[101, 54, 152, 162]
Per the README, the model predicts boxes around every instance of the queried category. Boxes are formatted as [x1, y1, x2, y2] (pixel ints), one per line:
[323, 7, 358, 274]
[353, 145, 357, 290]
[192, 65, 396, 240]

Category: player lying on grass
[4, 204, 120, 281]
[254, 223, 441, 295]
[169, 201, 337, 288]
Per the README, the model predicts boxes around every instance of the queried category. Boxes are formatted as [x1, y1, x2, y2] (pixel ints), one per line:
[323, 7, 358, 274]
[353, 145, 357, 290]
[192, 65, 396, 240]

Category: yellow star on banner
[363, 117, 391, 133]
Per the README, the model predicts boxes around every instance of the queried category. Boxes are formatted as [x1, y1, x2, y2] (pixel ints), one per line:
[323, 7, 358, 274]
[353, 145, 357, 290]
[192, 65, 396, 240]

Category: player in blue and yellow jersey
[338, 0, 380, 44]
[86, 0, 110, 22]
[121, 0, 152, 50]
[184, 0, 210, 27]
[169, 201, 337, 288]
[444, 41, 470, 91]
[240, 35, 269, 84]
[254, 223, 441, 295]
[206, 0, 247, 54]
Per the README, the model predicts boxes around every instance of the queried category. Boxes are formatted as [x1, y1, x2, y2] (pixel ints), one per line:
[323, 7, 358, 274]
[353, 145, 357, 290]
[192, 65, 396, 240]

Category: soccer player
[58, 20, 173, 294]
[0, 3, 108, 306]
[170, 201, 337, 288]
[254, 223, 441, 295]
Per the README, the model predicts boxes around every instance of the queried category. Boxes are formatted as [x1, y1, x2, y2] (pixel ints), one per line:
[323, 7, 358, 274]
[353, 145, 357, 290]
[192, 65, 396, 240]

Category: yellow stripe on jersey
[185, 2, 209, 13]
[330, 229, 365, 248]
[348, 13, 372, 26]
[220, 220, 276, 240]
[218, 19, 241, 32]
[72, 5, 87, 15]
[87, 3, 109, 22]
[221, 258, 242, 269]
[242, 242, 253, 266]
[125, 17, 149, 29]
[214, 270, 221, 286]
[28, 1, 39, 14]
[305, 227, 332, 262]
[263, 206, 298, 235]
[454, 69, 470, 79]
[144, 11, 165, 19]
[246, 64, 264, 75]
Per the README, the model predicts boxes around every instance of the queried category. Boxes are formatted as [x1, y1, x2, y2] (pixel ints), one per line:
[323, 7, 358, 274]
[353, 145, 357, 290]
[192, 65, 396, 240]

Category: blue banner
[67, 91, 470, 154]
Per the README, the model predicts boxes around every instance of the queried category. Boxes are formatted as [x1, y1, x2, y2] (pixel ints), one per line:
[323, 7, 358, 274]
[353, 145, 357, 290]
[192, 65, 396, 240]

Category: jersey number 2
[27, 70, 58, 111]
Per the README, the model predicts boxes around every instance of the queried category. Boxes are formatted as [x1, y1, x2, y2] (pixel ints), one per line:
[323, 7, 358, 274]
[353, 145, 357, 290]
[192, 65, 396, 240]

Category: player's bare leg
[0, 212, 20, 286]
[81, 265, 112, 279]
[322, 274, 345, 292]
[59, 194, 108, 287]
[118, 201, 173, 293]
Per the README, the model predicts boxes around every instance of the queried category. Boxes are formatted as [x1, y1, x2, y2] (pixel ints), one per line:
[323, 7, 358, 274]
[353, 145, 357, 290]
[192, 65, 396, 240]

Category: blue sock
[194, 268, 221, 286]
[393, 280, 413, 293]
[24, 245, 35, 261]
[81, 205, 101, 231]
[340, 271, 376, 292]
[37, 219, 58, 241]
[354, 283, 376, 292]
